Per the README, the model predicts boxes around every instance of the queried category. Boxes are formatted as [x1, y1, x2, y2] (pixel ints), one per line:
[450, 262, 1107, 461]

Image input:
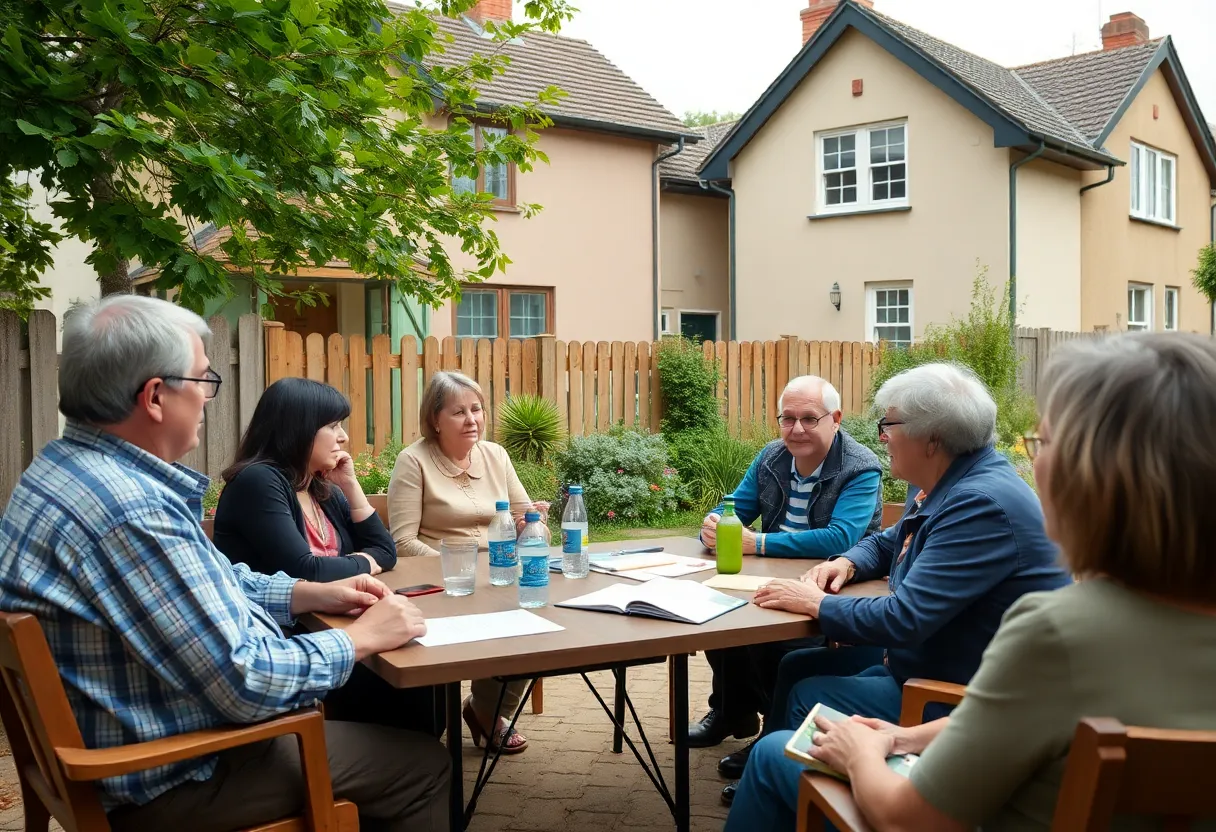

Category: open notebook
[556, 576, 745, 625]
[784, 702, 920, 780]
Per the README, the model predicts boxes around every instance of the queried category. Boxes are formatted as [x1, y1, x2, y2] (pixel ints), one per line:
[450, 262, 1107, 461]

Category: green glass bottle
[716, 495, 743, 575]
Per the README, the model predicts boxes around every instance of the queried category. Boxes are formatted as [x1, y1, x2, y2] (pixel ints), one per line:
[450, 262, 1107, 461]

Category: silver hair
[874, 363, 996, 456]
[420, 370, 486, 441]
[59, 294, 211, 425]
[778, 375, 842, 413]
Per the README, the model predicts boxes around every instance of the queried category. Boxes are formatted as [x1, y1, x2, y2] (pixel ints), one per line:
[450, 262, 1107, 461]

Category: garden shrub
[668, 423, 775, 515]
[515, 458, 559, 505]
[495, 393, 565, 464]
[352, 439, 404, 495]
[868, 265, 1037, 446]
[655, 336, 721, 435]
[840, 414, 907, 504]
[554, 426, 688, 523]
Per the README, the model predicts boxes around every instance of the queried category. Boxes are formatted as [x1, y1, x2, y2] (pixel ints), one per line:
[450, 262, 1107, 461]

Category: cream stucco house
[695, 0, 1216, 342]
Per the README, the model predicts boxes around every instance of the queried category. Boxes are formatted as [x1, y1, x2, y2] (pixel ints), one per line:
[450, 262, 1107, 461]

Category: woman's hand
[753, 578, 827, 617]
[325, 451, 357, 485]
[810, 714, 895, 777]
[355, 552, 383, 576]
[848, 717, 923, 756]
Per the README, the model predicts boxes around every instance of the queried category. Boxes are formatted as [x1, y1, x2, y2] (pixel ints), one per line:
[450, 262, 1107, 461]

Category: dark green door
[680, 312, 719, 343]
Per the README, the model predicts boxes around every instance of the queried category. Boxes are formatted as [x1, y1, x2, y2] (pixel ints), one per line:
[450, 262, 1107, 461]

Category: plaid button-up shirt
[0, 422, 355, 810]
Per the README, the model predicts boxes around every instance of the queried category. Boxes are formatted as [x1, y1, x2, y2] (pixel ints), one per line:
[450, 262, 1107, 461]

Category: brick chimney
[801, 0, 874, 45]
[1100, 12, 1149, 50]
[468, 0, 511, 24]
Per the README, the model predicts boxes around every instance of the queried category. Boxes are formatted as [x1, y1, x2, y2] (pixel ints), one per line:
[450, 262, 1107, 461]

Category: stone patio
[0, 654, 742, 831]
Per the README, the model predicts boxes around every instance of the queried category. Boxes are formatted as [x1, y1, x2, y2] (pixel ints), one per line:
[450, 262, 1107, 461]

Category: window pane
[1146, 150, 1158, 218]
[456, 291, 498, 338]
[481, 126, 509, 201]
[509, 292, 547, 337]
[450, 122, 478, 196]
[1165, 289, 1178, 330]
[1130, 146, 1141, 213]
[872, 286, 912, 346]
[1160, 157, 1173, 221]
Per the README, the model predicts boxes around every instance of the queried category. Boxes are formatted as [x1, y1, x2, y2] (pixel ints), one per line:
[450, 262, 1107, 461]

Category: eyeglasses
[877, 418, 906, 438]
[778, 413, 830, 431]
[1022, 433, 1046, 461]
[136, 368, 223, 401]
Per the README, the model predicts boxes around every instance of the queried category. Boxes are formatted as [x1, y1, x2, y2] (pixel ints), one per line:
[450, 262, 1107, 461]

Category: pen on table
[600, 546, 664, 556]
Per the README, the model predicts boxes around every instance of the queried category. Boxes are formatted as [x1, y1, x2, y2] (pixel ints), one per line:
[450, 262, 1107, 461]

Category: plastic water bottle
[517, 511, 550, 608]
[488, 500, 517, 586]
[716, 495, 744, 575]
[561, 485, 590, 579]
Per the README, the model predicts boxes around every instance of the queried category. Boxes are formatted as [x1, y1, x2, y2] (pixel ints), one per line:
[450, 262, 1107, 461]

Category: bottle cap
[568, 485, 583, 494]
[525, 511, 541, 522]
[724, 493, 735, 504]
[495, 500, 509, 511]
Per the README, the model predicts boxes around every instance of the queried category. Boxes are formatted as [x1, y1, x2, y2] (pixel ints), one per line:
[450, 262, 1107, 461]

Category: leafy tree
[681, 109, 739, 128]
[0, 176, 59, 314]
[0, 0, 574, 312]
[1192, 242, 1216, 307]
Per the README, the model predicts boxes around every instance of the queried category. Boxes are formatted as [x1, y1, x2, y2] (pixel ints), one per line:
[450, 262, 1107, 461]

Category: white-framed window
[1164, 286, 1179, 331]
[1129, 141, 1176, 223]
[817, 122, 907, 215]
[866, 282, 913, 347]
[1127, 283, 1152, 331]
[660, 308, 675, 335]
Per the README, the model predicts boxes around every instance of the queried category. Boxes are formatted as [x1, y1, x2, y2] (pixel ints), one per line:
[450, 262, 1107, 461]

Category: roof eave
[453, 100, 699, 145]
[1094, 38, 1216, 182]
[700, 1, 1042, 181]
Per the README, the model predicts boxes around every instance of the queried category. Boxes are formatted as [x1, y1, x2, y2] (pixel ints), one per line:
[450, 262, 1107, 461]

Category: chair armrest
[56, 707, 325, 782]
[899, 679, 966, 728]
[797, 771, 873, 832]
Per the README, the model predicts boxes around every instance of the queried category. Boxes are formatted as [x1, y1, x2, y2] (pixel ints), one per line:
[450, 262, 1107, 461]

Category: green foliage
[868, 265, 1037, 445]
[202, 480, 223, 516]
[656, 336, 722, 435]
[554, 426, 688, 523]
[682, 110, 740, 127]
[840, 415, 907, 504]
[668, 426, 772, 514]
[352, 439, 404, 495]
[0, 177, 58, 316]
[1192, 242, 1216, 305]
[495, 393, 565, 464]
[514, 458, 559, 505]
[0, 0, 574, 304]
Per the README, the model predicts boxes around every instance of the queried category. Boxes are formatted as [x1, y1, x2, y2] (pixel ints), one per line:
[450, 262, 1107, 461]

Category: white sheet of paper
[416, 609, 565, 647]
[599, 554, 717, 582]
[701, 573, 774, 592]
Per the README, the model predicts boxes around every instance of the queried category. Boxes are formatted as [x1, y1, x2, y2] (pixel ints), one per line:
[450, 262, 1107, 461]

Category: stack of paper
[549, 550, 716, 582]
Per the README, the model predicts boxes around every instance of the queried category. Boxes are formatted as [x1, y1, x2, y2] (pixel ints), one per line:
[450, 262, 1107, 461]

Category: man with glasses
[691, 376, 883, 783]
[0, 295, 448, 831]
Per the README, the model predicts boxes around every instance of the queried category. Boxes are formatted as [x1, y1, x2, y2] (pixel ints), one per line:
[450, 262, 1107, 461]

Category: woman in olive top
[389, 371, 549, 755]
[799, 334, 1216, 832]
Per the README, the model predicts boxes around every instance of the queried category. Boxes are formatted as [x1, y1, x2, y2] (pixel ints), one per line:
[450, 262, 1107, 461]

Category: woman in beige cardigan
[388, 371, 549, 755]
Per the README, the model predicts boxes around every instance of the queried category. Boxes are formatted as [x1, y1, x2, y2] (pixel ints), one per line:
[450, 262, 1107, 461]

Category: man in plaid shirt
[0, 295, 447, 831]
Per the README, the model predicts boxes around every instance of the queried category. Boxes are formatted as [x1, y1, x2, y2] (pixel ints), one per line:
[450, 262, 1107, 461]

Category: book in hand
[556, 576, 746, 625]
[784, 702, 920, 781]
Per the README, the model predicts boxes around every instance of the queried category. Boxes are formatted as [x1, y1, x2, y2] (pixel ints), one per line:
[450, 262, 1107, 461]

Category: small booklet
[556, 576, 746, 625]
[784, 702, 920, 781]
[548, 551, 715, 581]
[702, 573, 773, 592]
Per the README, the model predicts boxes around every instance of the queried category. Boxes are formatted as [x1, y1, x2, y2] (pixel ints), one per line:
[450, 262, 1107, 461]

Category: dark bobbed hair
[223, 377, 351, 502]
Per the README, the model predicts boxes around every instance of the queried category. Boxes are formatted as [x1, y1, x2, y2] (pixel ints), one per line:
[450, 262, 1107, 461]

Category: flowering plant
[555, 425, 689, 522]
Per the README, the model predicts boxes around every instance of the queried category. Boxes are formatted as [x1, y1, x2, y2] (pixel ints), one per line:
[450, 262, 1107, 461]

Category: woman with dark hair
[214, 377, 396, 581]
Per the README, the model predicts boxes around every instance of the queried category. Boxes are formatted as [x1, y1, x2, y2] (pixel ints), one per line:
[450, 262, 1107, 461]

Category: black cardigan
[213, 462, 397, 582]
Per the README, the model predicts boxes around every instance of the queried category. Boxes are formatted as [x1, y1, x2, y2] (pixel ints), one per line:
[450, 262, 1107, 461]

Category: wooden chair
[0, 611, 357, 832]
[880, 502, 905, 530]
[798, 679, 1216, 832]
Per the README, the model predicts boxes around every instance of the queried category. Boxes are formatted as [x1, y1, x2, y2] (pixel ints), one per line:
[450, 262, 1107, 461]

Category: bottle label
[489, 539, 516, 568]
[519, 554, 550, 588]
[561, 528, 583, 554]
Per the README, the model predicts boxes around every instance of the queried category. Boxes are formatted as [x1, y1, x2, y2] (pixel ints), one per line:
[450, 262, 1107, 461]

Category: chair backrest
[201, 517, 215, 541]
[0, 612, 110, 831]
[880, 502, 904, 530]
[366, 493, 389, 528]
[1052, 717, 1216, 832]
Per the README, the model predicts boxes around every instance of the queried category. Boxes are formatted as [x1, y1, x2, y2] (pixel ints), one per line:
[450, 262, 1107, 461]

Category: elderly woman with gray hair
[725, 362, 1070, 832]
[388, 371, 548, 755]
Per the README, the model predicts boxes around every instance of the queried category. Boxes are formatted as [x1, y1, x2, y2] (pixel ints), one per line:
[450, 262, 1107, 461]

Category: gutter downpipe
[652, 137, 687, 340]
[1079, 164, 1115, 195]
[1009, 142, 1047, 347]
[702, 180, 736, 340]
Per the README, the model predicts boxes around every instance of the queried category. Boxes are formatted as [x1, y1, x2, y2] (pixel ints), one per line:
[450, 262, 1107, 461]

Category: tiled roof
[868, 8, 1099, 154]
[425, 14, 692, 141]
[660, 120, 737, 185]
[1013, 40, 1163, 142]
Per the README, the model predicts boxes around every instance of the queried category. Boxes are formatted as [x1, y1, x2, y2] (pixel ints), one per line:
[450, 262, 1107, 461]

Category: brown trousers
[107, 720, 449, 832]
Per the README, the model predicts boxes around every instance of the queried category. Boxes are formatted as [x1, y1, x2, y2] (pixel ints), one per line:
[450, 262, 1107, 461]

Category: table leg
[672, 653, 690, 832]
[446, 681, 464, 832]
[612, 666, 627, 754]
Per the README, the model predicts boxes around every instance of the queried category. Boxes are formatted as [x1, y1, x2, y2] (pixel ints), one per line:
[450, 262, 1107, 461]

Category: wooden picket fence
[264, 325, 884, 457]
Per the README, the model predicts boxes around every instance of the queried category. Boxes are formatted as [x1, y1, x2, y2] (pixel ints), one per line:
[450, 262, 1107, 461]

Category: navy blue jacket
[817, 446, 1070, 686]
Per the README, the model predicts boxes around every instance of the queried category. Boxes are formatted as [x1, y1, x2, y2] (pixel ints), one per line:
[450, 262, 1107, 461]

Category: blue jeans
[723, 659, 903, 832]
[764, 645, 887, 735]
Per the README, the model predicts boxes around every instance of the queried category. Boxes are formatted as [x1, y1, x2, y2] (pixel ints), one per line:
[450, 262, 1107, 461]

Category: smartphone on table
[395, 584, 444, 598]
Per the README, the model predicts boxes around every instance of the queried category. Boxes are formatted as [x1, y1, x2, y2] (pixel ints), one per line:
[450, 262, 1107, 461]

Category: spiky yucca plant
[496, 394, 566, 464]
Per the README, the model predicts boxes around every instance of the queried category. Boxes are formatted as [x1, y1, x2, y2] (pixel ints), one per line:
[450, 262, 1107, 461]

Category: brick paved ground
[0, 654, 745, 832]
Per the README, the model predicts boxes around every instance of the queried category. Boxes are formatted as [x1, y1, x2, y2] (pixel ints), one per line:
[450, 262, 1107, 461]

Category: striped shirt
[0, 423, 355, 809]
[780, 457, 825, 533]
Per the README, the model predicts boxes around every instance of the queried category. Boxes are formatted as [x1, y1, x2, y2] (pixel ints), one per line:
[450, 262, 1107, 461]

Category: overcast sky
[558, 0, 1216, 129]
